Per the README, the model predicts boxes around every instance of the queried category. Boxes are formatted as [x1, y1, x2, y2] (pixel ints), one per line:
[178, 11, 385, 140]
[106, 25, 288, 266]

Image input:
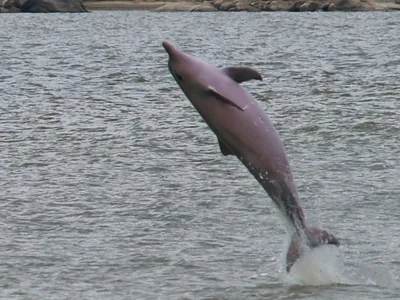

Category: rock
[269, 0, 291, 10]
[210, 0, 400, 11]
[191, 1, 217, 11]
[308, 1, 321, 10]
[299, 0, 321, 11]
[84, 1, 165, 10]
[321, 1, 336, 10]
[289, 0, 305, 11]
[384, 2, 400, 8]
[334, 0, 372, 10]
[1, 0, 19, 10]
[258, 2, 271, 10]
[247, 1, 271, 11]
[154, 0, 216, 11]
[0, 4, 20, 11]
[211, 0, 224, 8]
[238, 0, 259, 10]
[219, 0, 235, 10]
[5, 0, 394, 12]
[299, 1, 309, 10]
[1, 0, 87, 12]
[154, 1, 198, 10]
[235, 2, 248, 10]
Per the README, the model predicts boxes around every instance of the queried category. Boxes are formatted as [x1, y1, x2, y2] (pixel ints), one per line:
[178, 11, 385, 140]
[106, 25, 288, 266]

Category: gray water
[0, 10, 399, 300]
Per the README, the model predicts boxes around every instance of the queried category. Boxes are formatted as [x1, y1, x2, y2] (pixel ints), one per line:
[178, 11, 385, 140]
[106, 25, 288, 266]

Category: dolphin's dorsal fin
[208, 86, 245, 111]
[222, 67, 263, 83]
[218, 138, 234, 156]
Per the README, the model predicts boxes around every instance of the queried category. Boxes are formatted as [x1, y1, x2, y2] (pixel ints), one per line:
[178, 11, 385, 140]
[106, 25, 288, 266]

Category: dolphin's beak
[162, 41, 172, 55]
[162, 41, 178, 60]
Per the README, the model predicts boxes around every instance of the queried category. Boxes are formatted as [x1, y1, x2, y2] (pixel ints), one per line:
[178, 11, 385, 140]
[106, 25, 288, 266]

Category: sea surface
[0, 10, 399, 300]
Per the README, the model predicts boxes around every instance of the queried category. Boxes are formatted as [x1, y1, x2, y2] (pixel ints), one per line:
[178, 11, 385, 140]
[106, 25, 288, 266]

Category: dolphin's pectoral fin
[221, 67, 263, 83]
[218, 138, 234, 156]
[208, 86, 245, 111]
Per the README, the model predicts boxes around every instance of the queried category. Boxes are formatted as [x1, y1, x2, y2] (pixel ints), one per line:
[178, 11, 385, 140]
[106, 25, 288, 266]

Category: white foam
[346, 263, 394, 287]
[286, 245, 344, 286]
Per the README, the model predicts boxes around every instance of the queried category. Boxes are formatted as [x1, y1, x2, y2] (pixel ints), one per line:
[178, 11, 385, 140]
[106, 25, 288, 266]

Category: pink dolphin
[162, 41, 339, 272]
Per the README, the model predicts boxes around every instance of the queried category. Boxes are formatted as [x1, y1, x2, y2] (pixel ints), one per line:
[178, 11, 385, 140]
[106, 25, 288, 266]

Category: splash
[284, 245, 395, 288]
[346, 263, 394, 287]
[286, 245, 344, 286]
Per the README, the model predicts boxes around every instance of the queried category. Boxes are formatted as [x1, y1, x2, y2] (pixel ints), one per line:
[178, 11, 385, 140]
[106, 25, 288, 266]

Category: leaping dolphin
[162, 41, 339, 272]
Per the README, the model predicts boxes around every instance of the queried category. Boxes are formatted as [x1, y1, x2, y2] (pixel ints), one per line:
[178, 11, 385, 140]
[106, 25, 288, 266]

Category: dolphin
[162, 41, 339, 272]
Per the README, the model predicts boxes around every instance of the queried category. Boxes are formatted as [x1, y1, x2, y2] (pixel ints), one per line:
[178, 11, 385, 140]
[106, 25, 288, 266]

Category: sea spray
[286, 245, 344, 285]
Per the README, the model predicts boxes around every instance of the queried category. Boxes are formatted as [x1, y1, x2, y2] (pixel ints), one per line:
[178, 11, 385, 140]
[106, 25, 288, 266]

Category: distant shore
[84, 1, 168, 10]
[1, 0, 399, 12]
[83, 0, 400, 11]
[83, 0, 218, 11]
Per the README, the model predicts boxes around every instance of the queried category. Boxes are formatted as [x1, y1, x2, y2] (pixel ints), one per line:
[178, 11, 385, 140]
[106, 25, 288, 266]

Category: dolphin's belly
[224, 104, 291, 178]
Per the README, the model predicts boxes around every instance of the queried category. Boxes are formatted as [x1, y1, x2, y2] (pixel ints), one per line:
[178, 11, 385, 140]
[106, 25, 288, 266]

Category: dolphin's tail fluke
[286, 227, 340, 273]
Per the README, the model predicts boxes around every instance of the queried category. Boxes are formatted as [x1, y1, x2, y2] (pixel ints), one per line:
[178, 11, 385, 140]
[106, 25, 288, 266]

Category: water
[0, 11, 399, 300]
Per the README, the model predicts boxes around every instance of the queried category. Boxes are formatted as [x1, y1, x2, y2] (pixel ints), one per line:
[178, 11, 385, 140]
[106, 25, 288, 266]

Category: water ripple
[0, 10, 399, 300]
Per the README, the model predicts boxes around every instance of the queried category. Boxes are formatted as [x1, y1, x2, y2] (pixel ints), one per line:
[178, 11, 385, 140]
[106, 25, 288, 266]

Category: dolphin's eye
[175, 73, 183, 81]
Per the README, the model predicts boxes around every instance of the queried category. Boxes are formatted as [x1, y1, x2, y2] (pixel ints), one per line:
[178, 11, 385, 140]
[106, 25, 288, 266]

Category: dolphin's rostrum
[163, 41, 339, 272]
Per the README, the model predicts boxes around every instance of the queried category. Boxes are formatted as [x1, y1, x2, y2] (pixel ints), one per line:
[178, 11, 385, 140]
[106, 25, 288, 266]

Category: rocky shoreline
[1, 0, 400, 13]
[84, 0, 400, 11]
[85, 0, 400, 11]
